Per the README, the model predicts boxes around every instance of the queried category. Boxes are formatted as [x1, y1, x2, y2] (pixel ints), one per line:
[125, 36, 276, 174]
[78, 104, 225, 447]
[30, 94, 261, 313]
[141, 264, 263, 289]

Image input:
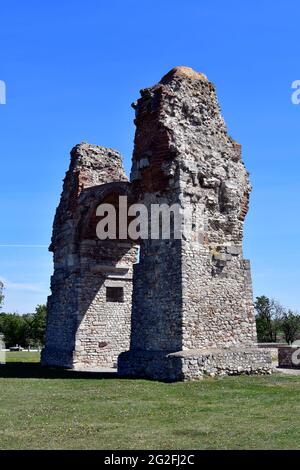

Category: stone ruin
[41, 144, 138, 369]
[41, 66, 272, 380]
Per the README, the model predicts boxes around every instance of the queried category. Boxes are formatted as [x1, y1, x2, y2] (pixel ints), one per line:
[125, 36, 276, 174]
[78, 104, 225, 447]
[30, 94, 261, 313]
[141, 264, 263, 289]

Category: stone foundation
[118, 348, 272, 381]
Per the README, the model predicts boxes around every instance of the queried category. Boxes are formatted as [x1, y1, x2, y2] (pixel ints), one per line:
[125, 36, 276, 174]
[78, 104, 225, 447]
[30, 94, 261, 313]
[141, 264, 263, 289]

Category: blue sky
[0, 0, 299, 313]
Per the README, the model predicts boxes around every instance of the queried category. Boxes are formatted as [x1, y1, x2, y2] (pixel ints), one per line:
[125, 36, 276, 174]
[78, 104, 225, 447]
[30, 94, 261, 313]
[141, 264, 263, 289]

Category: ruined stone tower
[42, 66, 271, 379]
[118, 66, 271, 380]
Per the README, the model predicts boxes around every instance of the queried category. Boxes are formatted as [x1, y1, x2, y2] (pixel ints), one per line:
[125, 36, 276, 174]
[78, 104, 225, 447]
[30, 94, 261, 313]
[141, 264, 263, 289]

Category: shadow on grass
[0, 362, 118, 380]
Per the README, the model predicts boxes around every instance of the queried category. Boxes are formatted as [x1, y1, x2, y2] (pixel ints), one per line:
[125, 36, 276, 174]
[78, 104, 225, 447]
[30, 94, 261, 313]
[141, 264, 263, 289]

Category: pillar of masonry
[41, 143, 137, 370]
[118, 66, 272, 380]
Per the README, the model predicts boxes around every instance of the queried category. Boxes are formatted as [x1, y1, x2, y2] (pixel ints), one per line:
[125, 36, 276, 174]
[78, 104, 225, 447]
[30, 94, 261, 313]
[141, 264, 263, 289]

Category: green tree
[269, 299, 284, 342]
[281, 310, 300, 345]
[0, 313, 28, 347]
[30, 304, 47, 348]
[255, 296, 273, 342]
[255, 296, 284, 342]
[0, 305, 47, 348]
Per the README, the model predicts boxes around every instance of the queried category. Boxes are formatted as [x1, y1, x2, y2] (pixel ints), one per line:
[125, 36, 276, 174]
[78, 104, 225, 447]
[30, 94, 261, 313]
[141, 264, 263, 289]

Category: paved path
[72, 367, 117, 374]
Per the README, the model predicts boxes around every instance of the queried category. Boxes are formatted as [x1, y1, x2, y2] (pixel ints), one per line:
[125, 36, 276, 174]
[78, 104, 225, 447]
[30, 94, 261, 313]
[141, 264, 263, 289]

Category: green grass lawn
[0, 352, 300, 450]
[3, 351, 41, 363]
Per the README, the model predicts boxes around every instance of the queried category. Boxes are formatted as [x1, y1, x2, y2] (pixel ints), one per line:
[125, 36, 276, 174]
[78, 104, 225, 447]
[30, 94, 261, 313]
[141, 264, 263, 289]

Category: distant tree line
[255, 296, 300, 345]
[0, 304, 47, 349]
[1, 281, 299, 347]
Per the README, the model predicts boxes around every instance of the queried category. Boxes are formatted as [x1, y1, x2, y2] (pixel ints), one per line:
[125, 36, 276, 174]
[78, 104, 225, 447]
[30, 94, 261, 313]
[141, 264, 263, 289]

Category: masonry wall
[181, 245, 257, 350]
[72, 240, 137, 369]
[163, 67, 257, 350]
[119, 66, 270, 379]
[130, 239, 183, 352]
[127, 66, 257, 353]
[42, 144, 137, 369]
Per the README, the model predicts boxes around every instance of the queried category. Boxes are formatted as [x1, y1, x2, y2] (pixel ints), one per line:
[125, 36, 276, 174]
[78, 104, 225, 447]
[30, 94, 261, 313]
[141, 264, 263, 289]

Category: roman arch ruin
[42, 66, 271, 380]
